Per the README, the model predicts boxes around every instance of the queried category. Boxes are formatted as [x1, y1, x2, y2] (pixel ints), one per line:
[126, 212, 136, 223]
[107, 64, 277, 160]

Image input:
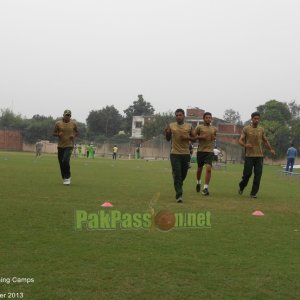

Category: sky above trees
[1, 0, 300, 123]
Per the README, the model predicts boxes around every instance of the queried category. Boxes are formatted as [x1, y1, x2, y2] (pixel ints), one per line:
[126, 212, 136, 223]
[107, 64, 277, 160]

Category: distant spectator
[285, 143, 298, 173]
[136, 146, 140, 159]
[78, 144, 82, 158]
[35, 140, 43, 157]
[213, 146, 221, 163]
[73, 144, 78, 158]
[88, 143, 95, 159]
[113, 145, 118, 160]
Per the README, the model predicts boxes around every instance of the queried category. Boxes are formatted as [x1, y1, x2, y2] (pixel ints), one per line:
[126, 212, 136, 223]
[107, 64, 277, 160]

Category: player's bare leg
[196, 166, 203, 192]
[202, 165, 212, 196]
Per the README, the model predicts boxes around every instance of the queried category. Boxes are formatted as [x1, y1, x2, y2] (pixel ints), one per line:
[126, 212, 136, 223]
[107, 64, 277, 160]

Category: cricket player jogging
[165, 108, 195, 203]
[195, 112, 217, 196]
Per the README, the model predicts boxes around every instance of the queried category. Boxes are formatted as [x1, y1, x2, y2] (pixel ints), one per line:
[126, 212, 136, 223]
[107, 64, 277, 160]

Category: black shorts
[197, 152, 214, 167]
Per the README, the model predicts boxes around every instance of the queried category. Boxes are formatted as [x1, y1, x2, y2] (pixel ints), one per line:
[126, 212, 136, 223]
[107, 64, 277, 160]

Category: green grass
[0, 152, 299, 300]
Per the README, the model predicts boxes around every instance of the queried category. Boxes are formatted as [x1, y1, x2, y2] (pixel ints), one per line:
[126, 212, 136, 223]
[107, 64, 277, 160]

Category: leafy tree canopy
[257, 100, 291, 124]
[86, 105, 123, 138]
[223, 109, 242, 125]
[142, 112, 175, 140]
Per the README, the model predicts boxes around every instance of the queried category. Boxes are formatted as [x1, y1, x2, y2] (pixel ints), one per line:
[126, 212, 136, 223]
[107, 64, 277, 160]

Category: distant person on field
[238, 112, 275, 198]
[285, 143, 297, 173]
[213, 146, 221, 165]
[113, 145, 118, 160]
[194, 112, 217, 196]
[88, 143, 95, 159]
[136, 146, 140, 159]
[86, 144, 89, 158]
[165, 108, 195, 203]
[73, 144, 78, 158]
[78, 144, 82, 158]
[35, 140, 43, 157]
[53, 109, 78, 185]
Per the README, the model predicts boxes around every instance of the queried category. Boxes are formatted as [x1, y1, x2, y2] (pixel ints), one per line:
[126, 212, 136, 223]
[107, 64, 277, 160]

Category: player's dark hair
[251, 112, 260, 118]
[203, 112, 212, 119]
[175, 109, 185, 115]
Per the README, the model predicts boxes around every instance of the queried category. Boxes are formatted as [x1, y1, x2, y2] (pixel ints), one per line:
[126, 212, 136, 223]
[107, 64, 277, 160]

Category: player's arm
[70, 124, 79, 142]
[53, 124, 60, 137]
[190, 127, 196, 140]
[239, 132, 252, 149]
[181, 127, 196, 141]
[212, 128, 217, 141]
[165, 124, 171, 141]
[188, 127, 197, 142]
[197, 133, 207, 140]
[196, 129, 207, 140]
[193, 126, 207, 141]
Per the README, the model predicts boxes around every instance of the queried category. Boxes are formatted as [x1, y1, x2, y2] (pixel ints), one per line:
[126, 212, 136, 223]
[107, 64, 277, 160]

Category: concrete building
[131, 115, 155, 145]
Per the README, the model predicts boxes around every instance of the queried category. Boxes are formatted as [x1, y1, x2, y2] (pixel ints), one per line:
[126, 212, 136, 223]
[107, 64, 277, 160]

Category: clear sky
[1, 0, 299, 123]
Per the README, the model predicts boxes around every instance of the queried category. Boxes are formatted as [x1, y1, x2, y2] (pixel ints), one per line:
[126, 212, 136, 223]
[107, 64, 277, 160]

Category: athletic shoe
[250, 194, 257, 199]
[196, 183, 201, 193]
[64, 178, 71, 185]
[201, 188, 209, 196]
[176, 197, 183, 203]
[238, 189, 243, 195]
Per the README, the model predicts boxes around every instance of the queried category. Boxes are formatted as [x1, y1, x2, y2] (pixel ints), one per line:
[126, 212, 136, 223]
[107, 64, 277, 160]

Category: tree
[0, 108, 26, 129]
[123, 95, 155, 133]
[223, 109, 242, 125]
[257, 100, 291, 125]
[288, 100, 300, 119]
[142, 112, 175, 140]
[255, 99, 299, 158]
[289, 118, 300, 149]
[86, 105, 123, 139]
[260, 120, 290, 157]
[22, 115, 56, 143]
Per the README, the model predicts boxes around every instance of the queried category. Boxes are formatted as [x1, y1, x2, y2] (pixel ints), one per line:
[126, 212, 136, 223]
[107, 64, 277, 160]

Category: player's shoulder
[196, 124, 204, 130]
[184, 122, 192, 129]
[68, 120, 78, 129]
[70, 120, 77, 125]
[243, 124, 252, 132]
[55, 120, 63, 126]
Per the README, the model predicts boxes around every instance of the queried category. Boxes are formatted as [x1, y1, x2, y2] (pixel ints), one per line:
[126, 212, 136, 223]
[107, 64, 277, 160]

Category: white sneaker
[63, 178, 71, 185]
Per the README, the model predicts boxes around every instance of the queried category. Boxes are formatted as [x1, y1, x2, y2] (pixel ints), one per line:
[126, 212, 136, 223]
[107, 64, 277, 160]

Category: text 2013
[0, 293, 24, 299]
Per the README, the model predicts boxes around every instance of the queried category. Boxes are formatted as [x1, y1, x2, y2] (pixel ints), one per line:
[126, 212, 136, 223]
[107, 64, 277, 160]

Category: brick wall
[0, 129, 23, 150]
[218, 124, 243, 134]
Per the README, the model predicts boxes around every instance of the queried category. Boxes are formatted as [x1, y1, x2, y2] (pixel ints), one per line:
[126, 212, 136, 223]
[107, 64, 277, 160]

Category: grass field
[0, 151, 299, 300]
